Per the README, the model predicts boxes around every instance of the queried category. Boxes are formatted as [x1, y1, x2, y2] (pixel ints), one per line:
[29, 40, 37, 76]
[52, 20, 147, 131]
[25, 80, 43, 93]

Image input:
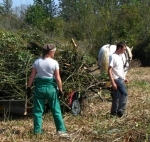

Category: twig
[71, 127, 83, 142]
[63, 69, 77, 85]
[60, 99, 71, 110]
[85, 82, 105, 91]
[112, 136, 124, 142]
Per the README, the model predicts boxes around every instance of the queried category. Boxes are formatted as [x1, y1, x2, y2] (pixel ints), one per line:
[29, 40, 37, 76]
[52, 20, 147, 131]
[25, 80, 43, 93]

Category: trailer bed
[0, 100, 32, 115]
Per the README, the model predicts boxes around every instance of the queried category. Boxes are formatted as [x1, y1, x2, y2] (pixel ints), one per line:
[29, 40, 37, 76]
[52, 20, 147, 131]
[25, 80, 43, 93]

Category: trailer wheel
[71, 99, 81, 116]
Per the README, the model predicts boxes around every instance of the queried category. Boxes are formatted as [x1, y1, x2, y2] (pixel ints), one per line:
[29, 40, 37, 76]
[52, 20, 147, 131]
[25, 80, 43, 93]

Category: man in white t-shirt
[108, 42, 128, 117]
[27, 44, 70, 138]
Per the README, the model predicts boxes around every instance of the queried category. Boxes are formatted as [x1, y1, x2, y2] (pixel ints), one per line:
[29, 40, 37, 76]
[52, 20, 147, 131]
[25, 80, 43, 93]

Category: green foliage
[0, 28, 98, 99]
[1, 31, 18, 45]
[42, 16, 65, 37]
[24, 4, 48, 29]
[34, 0, 57, 18]
[22, 0, 150, 66]
[133, 37, 150, 66]
[114, 5, 142, 43]
[0, 5, 5, 14]
[3, 0, 12, 14]
[0, 30, 40, 99]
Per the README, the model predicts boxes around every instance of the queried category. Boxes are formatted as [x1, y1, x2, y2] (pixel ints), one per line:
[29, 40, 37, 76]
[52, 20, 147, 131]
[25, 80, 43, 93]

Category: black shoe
[117, 111, 124, 118]
[110, 112, 117, 116]
[109, 112, 117, 118]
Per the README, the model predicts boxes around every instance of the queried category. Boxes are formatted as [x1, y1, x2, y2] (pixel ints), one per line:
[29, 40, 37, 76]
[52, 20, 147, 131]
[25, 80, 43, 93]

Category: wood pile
[0, 39, 110, 100]
[55, 39, 110, 96]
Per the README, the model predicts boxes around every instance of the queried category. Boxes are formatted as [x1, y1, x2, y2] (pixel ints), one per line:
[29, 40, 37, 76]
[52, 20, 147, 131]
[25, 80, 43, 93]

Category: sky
[0, 0, 59, 7]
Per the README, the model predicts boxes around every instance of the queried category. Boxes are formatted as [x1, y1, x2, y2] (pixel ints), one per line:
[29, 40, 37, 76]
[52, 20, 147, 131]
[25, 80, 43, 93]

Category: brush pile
[0, 39, 110, 100]
[55, 43, 110, 97]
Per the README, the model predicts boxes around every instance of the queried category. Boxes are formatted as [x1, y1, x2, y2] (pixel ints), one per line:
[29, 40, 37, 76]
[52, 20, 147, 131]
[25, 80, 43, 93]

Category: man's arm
[54, 69, 62, 92]
[27, 68, 37, 87]
[108, 66, 117, 90]
[26, 67, 36, 98]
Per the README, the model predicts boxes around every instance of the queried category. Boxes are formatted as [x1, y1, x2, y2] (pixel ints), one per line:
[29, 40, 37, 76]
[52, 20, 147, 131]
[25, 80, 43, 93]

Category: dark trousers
[111, 78, 128, 115]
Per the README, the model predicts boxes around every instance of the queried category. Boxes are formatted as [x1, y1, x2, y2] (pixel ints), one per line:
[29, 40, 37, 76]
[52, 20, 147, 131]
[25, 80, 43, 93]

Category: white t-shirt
[109, 53, 125, 80]
[32, 57, 59, 78]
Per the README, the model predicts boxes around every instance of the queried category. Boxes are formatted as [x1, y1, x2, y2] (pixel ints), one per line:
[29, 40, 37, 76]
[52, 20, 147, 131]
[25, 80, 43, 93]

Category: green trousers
[33, 77, 66, 134]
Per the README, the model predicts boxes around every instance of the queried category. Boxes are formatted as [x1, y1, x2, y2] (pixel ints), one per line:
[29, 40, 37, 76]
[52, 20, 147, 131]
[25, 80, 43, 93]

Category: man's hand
[27, 87, 31, 98]
[112, 82, 117, 90]
[58, 90, 64, 98]
[124, 79, 129, 83]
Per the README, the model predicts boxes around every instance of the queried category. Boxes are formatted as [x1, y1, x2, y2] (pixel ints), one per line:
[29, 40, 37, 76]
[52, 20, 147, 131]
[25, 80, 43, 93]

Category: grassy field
[0, 67, 150, 142]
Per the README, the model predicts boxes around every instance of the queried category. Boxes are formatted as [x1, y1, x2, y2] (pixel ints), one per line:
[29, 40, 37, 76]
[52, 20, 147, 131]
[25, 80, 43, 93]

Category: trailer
[0, 97, 32, 116]
[0, 79, 112, 116]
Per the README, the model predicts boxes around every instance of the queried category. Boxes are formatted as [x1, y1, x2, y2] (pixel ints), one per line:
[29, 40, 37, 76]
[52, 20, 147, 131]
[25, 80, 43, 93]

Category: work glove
[58, 90, 64, 98]
[27, 87, 31, 98]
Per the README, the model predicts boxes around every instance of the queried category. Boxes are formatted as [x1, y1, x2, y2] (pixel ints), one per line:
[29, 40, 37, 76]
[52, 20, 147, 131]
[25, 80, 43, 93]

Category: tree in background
[25, 0, 64, 37]
[34, 0, 57, 18]
[25, 4, 48, 30]
[1, 0, 150, 65]
[3, 0, 12, 14]
[13, 4, 28, 19]
[113, 4, 142, 45]
[0, 5, 5, 14]
[58, 0, 100, 45]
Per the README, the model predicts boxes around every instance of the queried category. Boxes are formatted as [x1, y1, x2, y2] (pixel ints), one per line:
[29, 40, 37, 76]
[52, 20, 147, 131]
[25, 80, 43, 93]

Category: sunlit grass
[0, 67, 150, 141]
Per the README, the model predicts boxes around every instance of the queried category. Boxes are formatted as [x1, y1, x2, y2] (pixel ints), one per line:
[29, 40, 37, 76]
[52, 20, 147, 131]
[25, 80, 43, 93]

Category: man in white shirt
[108, 42, 128, 117]
[27, 44, 70, 138]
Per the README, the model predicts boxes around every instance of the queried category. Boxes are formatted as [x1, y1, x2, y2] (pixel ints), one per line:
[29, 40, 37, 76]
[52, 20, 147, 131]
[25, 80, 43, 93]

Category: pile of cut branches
[55, 43, 110, 96]
[0, 37, 109, 100]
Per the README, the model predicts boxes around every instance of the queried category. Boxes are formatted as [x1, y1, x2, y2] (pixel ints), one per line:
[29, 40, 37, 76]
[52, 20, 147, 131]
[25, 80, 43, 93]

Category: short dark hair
[116, 42, 126, 50]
